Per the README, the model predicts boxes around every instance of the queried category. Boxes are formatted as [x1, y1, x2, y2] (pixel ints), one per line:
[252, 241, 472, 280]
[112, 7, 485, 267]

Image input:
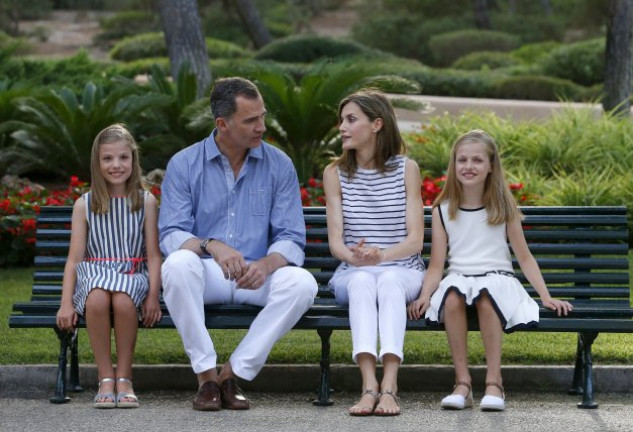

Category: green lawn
[2, 266, 633, 366]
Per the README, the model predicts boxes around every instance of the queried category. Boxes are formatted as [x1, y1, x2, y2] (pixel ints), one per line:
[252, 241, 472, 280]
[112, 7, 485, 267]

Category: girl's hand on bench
[542, 298, 573, 317]
[56, 304, 78, 331]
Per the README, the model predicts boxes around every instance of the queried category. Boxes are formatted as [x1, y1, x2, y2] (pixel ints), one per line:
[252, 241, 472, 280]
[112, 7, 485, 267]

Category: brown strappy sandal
[349, 388, 380, 416]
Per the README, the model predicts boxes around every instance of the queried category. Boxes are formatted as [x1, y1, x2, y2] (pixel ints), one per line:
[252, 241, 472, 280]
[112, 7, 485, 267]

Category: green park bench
[9, 205, 633, 408]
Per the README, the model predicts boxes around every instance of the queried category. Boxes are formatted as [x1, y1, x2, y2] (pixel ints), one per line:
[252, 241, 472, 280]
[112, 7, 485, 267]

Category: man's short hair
[209, 77, 261, 120]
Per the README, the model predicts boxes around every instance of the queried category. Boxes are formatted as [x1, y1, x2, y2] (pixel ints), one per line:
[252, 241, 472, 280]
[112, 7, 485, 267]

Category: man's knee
[277, 267, 318, 301]
[162, 249, 203, 292]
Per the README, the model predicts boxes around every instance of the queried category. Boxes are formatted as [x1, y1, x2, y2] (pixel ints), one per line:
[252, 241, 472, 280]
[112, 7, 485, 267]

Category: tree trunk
[472, 0, 492, 29]
[541, 0, 553, 16]
[508, 0, 516, 15]
[156, 0, 211, 98]
[603, 0, 633, 117]
[233, 0, 272, 49]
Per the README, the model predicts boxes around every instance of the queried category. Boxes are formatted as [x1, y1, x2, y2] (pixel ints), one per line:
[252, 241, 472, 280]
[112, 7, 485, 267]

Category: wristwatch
[200, 238, 212, 255]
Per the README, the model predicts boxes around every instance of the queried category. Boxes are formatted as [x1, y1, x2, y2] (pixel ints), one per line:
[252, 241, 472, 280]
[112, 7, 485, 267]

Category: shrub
[511, 41, 562, 64]
[393, 65, 500, 98]
[491, 14, 565, 44]
[452, 51, 521, 70]
[351, 13, 470, 64]
[493, 75, 584, 101]
[105, 57, 169, 79]
[541, 38, 605, 86]
[253, 34, 381, 63]
[110, 32, 250, 62]
[95, 10, 160, 45]
[429, 29, 521, 67]
[2, 51, 109, 89]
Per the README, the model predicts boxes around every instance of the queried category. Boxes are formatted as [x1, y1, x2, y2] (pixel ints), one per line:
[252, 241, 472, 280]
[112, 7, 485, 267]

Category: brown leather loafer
[193, 381, 222, 411]
[220, 378, 250, 410]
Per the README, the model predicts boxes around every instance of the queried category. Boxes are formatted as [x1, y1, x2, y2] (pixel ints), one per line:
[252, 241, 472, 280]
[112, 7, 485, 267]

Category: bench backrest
[305, 206, 631, 308]
[33, 206, 630, 309]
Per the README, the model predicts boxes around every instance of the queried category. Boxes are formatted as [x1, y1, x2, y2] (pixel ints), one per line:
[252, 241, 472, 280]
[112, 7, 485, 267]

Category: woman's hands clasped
[348, 239, 383, 267]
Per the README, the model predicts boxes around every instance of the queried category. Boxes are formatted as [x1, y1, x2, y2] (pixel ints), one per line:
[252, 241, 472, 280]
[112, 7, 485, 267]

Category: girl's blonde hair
[90, 123, 145, 214]
[433, 129, 521, 225]
[335, 89, 405, 178]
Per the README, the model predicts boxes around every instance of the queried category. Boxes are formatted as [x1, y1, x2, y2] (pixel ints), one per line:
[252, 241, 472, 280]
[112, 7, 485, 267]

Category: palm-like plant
[0, 81, 170, 180]
[252, 61, 423, 183]
[0, 80, 34, 175]
[136, 64, 214, 171]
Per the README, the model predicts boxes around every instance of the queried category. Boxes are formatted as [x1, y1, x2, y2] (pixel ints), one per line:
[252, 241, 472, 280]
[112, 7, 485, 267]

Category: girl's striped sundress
[73, 191, 149, 316]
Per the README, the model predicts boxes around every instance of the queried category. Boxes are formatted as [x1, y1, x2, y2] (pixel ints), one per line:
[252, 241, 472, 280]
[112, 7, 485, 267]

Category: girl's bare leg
[475, 292, 504, 397]
[85, 289, 114, 400]
[112, 292, 139, 399]
[444, 290, 471, 397]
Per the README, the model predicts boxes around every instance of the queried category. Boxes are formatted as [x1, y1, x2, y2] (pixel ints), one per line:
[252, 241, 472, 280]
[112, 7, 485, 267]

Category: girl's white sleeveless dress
[425, 202, 539, 333]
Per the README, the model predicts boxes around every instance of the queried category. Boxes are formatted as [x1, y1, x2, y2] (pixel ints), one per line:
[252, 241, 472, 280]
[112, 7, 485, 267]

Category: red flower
[307, 177, 318, 188]
[70, 176, 80, 187]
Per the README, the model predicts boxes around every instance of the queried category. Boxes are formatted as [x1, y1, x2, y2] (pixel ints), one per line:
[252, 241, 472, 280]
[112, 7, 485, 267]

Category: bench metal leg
[50, 328, 73, 404]
[568, 334, 584, 395]
[313, 328, 334, 406]
[68, 330, 83, 392]
[577, 331, 599, 409]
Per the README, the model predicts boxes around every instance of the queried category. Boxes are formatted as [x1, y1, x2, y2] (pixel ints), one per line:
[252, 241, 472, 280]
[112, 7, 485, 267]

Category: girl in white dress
[408, 129, 572, 411]
[56, 124, 162, 408]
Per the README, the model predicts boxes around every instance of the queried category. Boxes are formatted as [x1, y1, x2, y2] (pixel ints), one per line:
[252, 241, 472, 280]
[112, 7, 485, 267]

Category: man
[159, 77, 318, 411]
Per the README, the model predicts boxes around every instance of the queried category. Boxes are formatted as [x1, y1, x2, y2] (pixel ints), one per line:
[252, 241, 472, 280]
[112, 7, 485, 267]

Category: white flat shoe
[441, 382, 473, 410]
[480, 382, 505, 411]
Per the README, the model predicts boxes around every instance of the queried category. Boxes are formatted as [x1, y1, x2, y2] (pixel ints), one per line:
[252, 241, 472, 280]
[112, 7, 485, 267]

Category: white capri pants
[161, 250, 318, 381]
[330, 266, 424, 363]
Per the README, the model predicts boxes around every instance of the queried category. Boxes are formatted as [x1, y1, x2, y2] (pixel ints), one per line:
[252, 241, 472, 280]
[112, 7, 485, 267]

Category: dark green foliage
[94, 10, 160, 45]
[105, 57, 169, 79]
[200, 1, 293, 47]
[0, 51, 108, 89]
[351, 13, 470, 65]
[253, 61, 420, 182]
[491, 14, 565, 44]
[137, 65, 213, 172]
[0, 82, 170, 180]
[109, 32, 250, 62]
[452, 51, 521, 71]
[541, 38, 605, 86]
[511, 41, 562, 64]
[493, 75, 584, 101]
[253, 34, 380, 63]
[429, 30, 521, 67]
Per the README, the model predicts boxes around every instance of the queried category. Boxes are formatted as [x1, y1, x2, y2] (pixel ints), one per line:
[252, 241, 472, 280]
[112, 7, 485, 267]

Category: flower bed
[1, 176, 88, 267]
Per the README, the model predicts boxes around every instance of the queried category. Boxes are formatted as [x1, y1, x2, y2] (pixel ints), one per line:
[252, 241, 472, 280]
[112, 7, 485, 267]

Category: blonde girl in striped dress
[324, 90, 426, 416]
[56, 124, 162, 409]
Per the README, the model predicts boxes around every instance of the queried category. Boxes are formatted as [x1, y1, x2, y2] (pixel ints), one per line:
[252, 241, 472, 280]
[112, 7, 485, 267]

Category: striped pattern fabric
[337, 155, 424, 272]
[73, 191, 149, 315]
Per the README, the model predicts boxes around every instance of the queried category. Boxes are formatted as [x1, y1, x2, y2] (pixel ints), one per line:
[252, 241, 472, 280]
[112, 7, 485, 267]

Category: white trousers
[330, 266, 424, 363]
[161, 250, 318, 380]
